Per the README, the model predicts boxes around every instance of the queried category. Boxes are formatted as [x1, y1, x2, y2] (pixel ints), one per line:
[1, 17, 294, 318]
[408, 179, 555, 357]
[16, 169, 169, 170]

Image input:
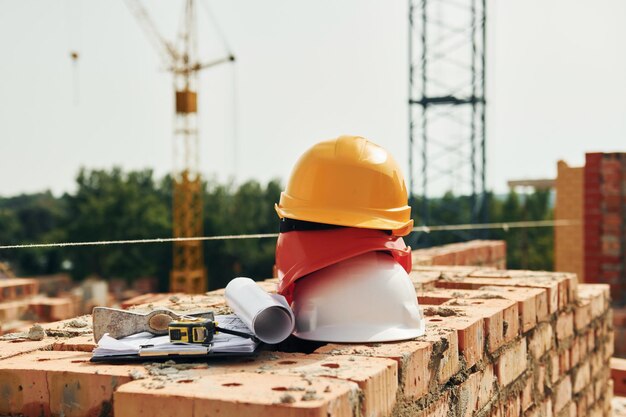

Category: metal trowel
[92, 307, 214, 343]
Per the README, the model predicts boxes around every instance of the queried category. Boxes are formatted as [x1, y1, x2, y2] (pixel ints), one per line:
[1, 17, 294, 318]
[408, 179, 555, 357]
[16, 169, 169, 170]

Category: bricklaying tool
[92, 307, 214, 342]
[168, 317, 257, 345]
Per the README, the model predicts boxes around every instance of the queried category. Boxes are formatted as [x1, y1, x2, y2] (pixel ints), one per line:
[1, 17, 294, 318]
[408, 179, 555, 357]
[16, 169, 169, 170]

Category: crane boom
[124, 0, 179, 67]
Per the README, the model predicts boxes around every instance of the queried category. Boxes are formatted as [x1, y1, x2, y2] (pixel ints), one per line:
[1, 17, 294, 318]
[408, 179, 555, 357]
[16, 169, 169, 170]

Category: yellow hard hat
[275, 135, 414, 236]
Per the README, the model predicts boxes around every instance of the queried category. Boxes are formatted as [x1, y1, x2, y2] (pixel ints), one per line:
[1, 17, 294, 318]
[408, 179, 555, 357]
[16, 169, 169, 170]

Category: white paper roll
[225, 277, 295, 344]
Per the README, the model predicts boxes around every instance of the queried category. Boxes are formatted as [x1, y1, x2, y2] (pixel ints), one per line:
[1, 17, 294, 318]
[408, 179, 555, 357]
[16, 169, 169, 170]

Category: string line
[0, 219, 580, 250]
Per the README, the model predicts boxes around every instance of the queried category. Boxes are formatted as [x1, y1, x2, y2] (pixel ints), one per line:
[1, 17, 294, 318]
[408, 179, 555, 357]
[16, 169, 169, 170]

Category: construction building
[0, 240, 623, 417]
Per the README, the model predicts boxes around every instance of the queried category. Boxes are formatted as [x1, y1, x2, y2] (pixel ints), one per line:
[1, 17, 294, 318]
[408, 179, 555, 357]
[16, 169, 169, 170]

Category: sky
[0, 0, 625, 197]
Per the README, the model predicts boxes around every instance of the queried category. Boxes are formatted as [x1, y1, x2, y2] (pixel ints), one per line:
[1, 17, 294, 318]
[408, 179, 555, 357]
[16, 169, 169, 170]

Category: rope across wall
[0, 219, 580, 250]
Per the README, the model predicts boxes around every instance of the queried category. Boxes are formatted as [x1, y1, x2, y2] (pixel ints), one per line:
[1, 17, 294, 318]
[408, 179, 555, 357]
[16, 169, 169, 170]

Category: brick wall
[0, 278, 80, 334]
[0, 266, 614, 417]
[412, 240, 506, 269]
[555, 160, 584, 280]
[584, 152, 626, 306]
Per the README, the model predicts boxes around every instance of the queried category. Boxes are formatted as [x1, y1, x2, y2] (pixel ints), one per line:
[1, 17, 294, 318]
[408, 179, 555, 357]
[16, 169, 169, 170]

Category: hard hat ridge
[275, 135, 414, 236]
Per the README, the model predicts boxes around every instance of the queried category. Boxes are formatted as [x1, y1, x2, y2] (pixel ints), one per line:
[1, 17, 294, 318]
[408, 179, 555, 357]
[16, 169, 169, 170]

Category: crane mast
[125, 0, 234, 293]
[171, 0, 205, 294]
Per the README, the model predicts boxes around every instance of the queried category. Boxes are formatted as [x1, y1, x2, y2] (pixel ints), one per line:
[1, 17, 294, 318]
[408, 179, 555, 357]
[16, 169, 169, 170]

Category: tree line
[0, 168, 553, 290]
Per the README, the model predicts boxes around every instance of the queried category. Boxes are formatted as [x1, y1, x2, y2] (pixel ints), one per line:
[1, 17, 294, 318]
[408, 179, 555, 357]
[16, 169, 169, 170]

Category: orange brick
[536, 364, 547, 397]
[482, 286, 545, 332]
[528, 322, 554, 359]
[576, 391, 588, 417]
[0, 279, 39, 302]
[316, 325, 460, 399]
[0, 350, 141, 417]
[0, 337, 56, 361]
[111, 350, 396, 417]
[559, 349, 571, 375]
[574, 300, 592, 331]
[416, 390, 451, 417]
[570, 337, 581, 367]
[437, 273, 560, 315]
[422, 305, 484, 369]
[603, 331, 614, 361]
[594, 368, 610, 401]
[541, 398, 553, 417]
[522, 376, 533, 412]
[577, 285, 609, 320]
[590, 350, 604, 378]
[115, 371, 359, 417]
[409, 270, 440, 290]
[0, 299, 31, 322]
[573, 361, 591, 394]
[556, 311, 574, 341]
[443, 298, 519, 352]
[239, 352, 398, 417]
[28, 297, 76, 322]
[554, 376, 572, 414]
[458, 365, 495, 417]
[51, 335, 96, 352]
[128, 292, 227, 312]
[496, 338, 527, 387]
[505, 392, 522, 417]
[422, 286, 544, 333]
[550, 351, 560, 384]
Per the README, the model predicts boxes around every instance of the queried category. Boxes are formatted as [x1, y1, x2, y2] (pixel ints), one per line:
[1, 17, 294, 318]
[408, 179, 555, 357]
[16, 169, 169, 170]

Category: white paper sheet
[92, 314, 258, 358]
[225, 277, 295, 344]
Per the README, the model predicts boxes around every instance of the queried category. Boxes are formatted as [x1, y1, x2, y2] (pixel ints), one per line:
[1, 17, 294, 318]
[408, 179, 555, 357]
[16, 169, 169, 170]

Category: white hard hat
[292, 251, 425, 343]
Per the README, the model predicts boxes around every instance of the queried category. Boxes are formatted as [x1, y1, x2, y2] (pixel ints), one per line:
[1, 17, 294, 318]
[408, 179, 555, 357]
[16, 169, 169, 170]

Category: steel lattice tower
[408, 0, 487, 230]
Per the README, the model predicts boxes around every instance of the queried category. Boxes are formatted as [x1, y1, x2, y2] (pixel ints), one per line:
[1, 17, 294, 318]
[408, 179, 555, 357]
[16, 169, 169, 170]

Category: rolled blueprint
[224, 277, 295, 344]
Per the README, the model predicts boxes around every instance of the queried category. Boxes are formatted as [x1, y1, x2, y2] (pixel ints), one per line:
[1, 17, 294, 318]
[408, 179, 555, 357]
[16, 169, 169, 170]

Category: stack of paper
[92, 315, 258, 358]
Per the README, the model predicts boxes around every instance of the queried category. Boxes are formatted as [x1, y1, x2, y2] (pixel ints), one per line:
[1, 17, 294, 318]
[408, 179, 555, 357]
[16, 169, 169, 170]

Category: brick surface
[577, 285, 607, 320]
[497, 338, 527, 387]
[316, 324, 459, 399]
[529, 322, 554, 360]
[115, 371, 359, 417]
[436, 273, 563, 315]
[0, 265, 613, 417]
[229, 352, 398, 417]
[421, 286, 544, 333]
[574, 300, 591, 332]
[440, 298, 519, 352]
[572, 360, 590, 394]
[458, 364, 495, 417]
[421, 304, 484, 368]
[553, 375, 572, 414]
[0, 350, 141, 417]
[556, 311, 574, 342]
[412, 240, 506, 269]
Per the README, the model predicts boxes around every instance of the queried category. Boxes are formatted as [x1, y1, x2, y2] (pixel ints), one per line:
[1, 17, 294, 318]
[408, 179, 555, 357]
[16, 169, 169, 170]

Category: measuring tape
[168, 318, 257, 345]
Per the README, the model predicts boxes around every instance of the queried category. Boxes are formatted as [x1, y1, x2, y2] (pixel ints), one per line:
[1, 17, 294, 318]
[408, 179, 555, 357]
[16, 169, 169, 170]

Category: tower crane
[125, 0, 234, 293]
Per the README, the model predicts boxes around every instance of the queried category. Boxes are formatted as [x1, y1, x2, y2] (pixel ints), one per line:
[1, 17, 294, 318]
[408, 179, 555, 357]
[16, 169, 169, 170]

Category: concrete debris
[66, 318, 89, 328]
[27, 324, 45, 341]
[279, 393, 296, 404]
[129, 370, 146, 380]
[301, 389, 321, 401]
[423, 306, 461, 317]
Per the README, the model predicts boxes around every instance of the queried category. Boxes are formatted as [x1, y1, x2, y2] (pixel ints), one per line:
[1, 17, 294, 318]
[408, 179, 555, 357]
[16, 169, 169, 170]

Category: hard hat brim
[275, 203, 414, 237]
[275, 227, 412, 304]
[294, 323, 425, 343]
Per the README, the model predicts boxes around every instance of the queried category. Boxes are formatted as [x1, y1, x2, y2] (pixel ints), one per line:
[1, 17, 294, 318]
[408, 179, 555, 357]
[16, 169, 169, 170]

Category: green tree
[63, 168, 171, 282]
[0, 192, 65, 275]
